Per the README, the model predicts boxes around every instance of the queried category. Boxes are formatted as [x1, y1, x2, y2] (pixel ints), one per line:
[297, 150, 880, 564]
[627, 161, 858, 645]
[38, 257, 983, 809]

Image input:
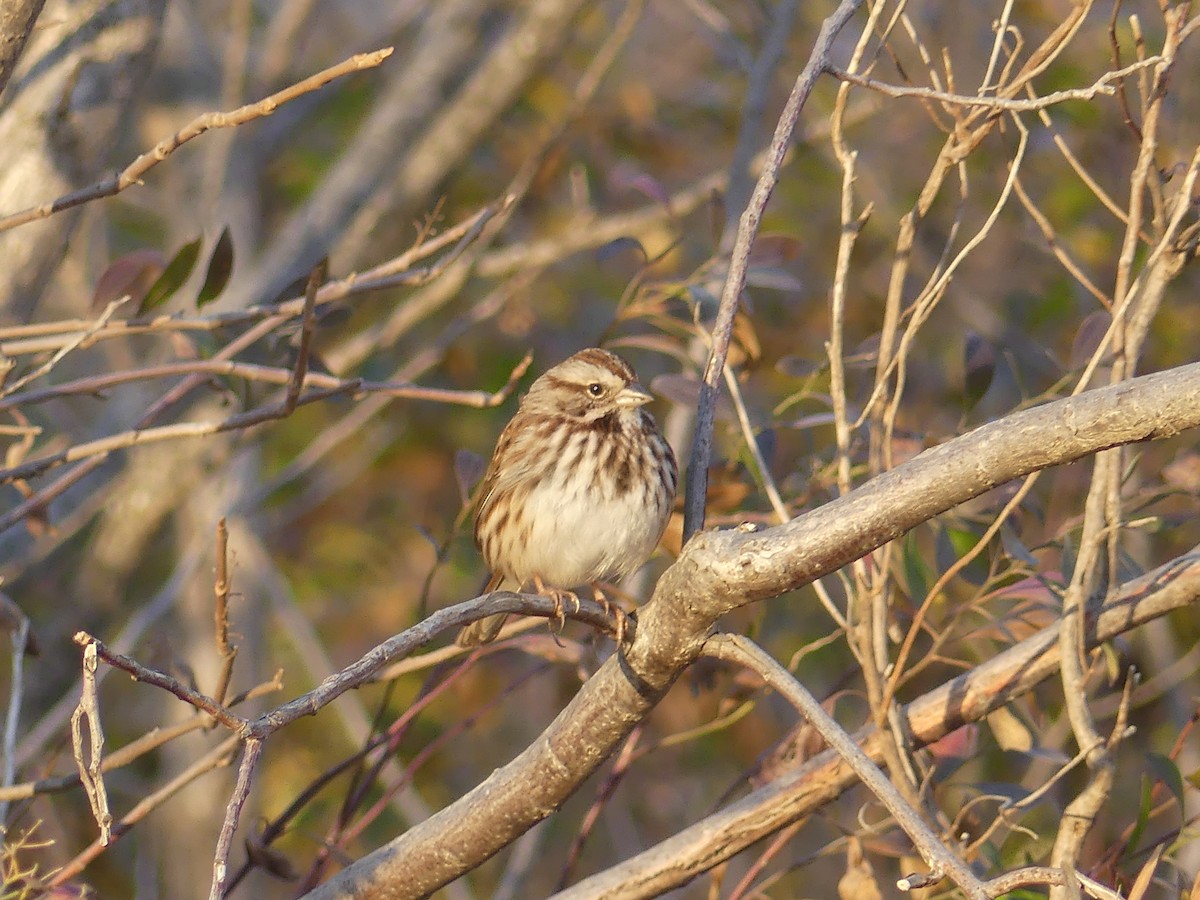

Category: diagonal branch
[0, 48, 394, 234]
[703, 634, 988, 898]
[557, 550, 1200, 897]
[304, 361, 1200, 899]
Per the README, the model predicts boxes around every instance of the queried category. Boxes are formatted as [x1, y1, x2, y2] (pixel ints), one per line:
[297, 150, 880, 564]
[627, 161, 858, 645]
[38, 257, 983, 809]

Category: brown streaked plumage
[457, 348, 678, 646]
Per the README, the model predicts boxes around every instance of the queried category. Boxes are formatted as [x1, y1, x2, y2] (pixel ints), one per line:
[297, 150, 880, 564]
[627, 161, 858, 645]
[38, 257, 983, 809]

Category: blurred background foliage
[0, 0, 1199, 897]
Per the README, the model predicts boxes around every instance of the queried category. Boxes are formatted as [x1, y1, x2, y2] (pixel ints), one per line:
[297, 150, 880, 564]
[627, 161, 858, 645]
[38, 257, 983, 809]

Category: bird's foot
[532, 576, 579, 634]
[589, 583, 631, 645]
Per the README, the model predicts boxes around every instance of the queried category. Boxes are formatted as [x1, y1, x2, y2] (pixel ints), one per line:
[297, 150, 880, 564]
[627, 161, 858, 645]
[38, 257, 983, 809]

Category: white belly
[514, 476, 664, 587]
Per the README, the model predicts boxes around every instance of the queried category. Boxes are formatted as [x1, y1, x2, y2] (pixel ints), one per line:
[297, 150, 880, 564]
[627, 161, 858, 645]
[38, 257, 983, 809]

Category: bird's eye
[587, 382, 604, 397]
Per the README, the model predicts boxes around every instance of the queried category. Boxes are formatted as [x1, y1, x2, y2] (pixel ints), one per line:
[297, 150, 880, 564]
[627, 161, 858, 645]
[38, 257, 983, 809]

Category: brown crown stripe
[569, 348, 635, 382]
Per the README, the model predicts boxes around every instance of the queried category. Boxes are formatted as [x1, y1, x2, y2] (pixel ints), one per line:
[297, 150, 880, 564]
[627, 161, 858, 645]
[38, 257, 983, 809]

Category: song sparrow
[457, 348, 678, 646]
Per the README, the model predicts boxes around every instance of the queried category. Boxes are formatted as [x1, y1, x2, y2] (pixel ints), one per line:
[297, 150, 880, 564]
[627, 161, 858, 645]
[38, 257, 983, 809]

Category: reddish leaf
[748, 233, 803, 266]
[607, 163, 670, 207]
[91, 249, 166, 313]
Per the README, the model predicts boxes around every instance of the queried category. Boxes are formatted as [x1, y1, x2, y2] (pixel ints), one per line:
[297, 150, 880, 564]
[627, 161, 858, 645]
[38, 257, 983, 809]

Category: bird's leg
[532, 576, 578, 633]
[589, 582, 631, 645]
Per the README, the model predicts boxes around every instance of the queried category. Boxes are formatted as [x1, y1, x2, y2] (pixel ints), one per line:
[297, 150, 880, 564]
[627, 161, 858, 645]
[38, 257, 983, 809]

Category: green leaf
[1146, 752, 1185, 809]
[901, 531, 933, 601]
[936, 524, 988, 586]
[140, 237, 202, 314]
[197, 226, 234, 307]
[1126, 774, 1153, 857]
[1098, 642, 1122, 685]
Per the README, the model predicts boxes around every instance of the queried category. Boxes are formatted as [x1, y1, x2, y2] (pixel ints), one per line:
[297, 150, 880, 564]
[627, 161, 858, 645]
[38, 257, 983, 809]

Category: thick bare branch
[0, 0, 46, 97]
[305, 362, 1200, 899]
[556, 551, 1200, 897]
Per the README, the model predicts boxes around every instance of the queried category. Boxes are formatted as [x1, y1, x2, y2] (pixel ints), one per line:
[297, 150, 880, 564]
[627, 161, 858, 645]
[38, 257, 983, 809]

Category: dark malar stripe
[584, 412, 620, 434]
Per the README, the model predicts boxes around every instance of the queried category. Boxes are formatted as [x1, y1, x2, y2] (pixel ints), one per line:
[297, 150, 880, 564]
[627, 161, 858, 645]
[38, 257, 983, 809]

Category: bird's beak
[616, 382, 653, 408]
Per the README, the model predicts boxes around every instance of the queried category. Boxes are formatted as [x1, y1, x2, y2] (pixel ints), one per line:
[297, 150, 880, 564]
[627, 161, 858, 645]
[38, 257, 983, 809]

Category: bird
[457, 347, 678, 646]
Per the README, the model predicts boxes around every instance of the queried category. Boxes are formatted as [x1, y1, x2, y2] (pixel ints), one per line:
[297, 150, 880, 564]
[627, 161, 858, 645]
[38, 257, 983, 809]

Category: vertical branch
[684, 0, 865, 539]
[828, 0, 924, 819]
[826, 150, 866, 499]
[71, 641, 113, 845]
[210, 737, 262, 900]
[1049, 11, 1191, 894]
[211, 518, 237, 708]
[285, 262, 325, 414]
[0, 593, 31, 824]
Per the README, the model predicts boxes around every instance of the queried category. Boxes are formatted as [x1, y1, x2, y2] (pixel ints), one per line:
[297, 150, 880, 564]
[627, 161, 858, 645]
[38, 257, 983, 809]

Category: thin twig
[48, 736, 241, 888]
[284, 262, 324, 413]
[704, 633, 989, 899]
[0, 49, 395, 233]
[0, 381, 361, 485]
[246, 591, 625, 740]
[0, 358, 529, 413]
[0, 674, 281, 802]
[0, 597, 30, 822]
[210, 738, 262, 900]
[0, 297, 128, 397]
[211, 518, 237, 708]
[70, 641, 113, 845]
[829, 56, 1161, 111]
[1013, 176, 1112, 307]
[74, 632, 249, 733]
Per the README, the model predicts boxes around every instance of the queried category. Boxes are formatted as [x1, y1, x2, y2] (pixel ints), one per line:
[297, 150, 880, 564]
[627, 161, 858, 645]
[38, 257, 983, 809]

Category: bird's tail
[455, 572, 508, 647]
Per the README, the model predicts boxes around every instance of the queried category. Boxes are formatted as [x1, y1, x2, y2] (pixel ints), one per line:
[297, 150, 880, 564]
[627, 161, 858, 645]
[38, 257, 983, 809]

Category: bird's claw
[533, 577, 578, 634]
[590, 584, 630, 645]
